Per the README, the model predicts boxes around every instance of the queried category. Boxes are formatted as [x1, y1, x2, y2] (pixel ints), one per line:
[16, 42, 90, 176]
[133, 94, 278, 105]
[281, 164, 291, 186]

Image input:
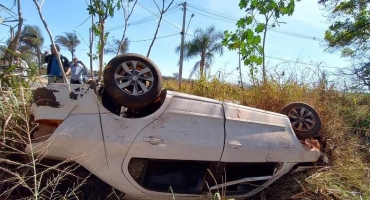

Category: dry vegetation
[164, 76, 370, 200]
[0, 73, 369, 199]
[0, 80, 124, 199]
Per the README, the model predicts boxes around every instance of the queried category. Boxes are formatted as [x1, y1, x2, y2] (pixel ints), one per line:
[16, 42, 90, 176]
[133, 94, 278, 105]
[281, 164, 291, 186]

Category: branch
[153, 0, 160, 11]
[40, 0, 45, 9]
[116, 0, 137, 55]
[325, 21, 370, 51]
[163, 0, 174, 12]
[146, 0, 174, 57]
[32, 0, 70, 92]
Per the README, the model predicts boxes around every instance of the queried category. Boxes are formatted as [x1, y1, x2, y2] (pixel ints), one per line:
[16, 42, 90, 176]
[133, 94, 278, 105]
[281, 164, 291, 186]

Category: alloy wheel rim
[288, 107, 316, 132]
[114, 60, 154, 96]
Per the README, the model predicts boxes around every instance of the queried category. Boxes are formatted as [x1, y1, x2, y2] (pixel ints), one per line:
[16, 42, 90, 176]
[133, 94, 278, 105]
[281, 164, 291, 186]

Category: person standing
[70, 58, 87, 84]
[13, 50, 29, 79]
[43, 44, 71, 84]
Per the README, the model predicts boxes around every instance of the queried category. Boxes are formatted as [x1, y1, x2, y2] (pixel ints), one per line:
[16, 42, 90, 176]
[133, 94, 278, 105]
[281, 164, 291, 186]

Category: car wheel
[103, 53, 163, 110]
[280, 102, 322, 140]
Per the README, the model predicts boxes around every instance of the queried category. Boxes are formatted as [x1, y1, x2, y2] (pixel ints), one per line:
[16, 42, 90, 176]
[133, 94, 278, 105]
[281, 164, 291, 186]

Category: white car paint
[25, 83, 321, 200]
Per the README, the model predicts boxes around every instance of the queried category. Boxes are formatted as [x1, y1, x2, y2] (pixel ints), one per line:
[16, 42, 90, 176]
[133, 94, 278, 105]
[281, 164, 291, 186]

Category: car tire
[280, 102, 322, 140]
[103, 53, 163, 110]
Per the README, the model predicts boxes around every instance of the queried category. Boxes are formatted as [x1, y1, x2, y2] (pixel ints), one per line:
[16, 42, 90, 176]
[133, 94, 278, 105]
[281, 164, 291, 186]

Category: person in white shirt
[13, 50, 29, 78]
[70, 57, 87, 84]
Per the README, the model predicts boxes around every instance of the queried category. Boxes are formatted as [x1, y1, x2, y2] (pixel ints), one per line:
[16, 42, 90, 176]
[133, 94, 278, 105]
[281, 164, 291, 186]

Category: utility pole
[178, 1, 186, 91]
[238, 48, 243, 89]
[89, 27, 93, 77]
[89, 0, 94, 78]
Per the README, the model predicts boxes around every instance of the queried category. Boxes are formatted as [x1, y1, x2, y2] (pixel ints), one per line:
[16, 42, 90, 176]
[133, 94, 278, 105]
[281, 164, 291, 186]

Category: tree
[105, 37, 129, 54]
[175, 25, 224, 79]
[55, 32, 80, 60]
[19, 25, 44, 66]
[88, 0, 121, 81]
[147, 0, 175, 57]
[223, 0, 295, 83]
[3, 0, 23, 66]
[117, 0, 137, 55]
[32, 0, 69, 88]
[319, 0, 370, 89]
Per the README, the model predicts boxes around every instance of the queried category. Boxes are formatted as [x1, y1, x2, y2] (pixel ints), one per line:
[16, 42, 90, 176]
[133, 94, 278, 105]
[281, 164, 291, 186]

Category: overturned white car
[26, 54, 324, 200]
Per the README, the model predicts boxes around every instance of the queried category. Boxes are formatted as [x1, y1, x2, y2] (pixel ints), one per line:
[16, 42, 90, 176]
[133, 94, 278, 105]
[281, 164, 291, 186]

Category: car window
[128, 158, 280, 195]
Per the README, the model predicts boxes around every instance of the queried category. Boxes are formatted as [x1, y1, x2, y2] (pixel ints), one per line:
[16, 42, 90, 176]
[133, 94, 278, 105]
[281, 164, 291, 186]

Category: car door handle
[228, 140, 242, 149]
[143, 136, 164, 145]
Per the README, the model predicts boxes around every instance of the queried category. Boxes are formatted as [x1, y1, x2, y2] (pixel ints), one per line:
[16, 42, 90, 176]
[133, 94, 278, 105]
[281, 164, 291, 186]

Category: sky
[0, 0, 351, 85]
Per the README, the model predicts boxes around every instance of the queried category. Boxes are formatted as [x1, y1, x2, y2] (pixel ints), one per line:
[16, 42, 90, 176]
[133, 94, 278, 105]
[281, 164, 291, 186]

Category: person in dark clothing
[43, 44, 71, 84]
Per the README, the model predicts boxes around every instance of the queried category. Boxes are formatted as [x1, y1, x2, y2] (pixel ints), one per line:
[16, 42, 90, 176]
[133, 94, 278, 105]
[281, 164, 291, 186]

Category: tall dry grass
[0, 80, 124, 199]
[0, 69, 369, 199]
[164, 75, 370, 200]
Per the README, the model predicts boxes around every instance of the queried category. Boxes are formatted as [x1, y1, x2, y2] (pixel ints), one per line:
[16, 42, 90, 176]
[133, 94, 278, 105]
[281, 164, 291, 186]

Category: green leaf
[250, 35, 261, 45]
[255, 56, 263, 65]
[239, 0, 248, 9]
[246, 16, 253, 25]
[242, 29, 254, 41]
[267, 1, 278, 10]
[251, 0, 258, 8]
[236, 18, 246, 28]
[255, 23, 265, 33]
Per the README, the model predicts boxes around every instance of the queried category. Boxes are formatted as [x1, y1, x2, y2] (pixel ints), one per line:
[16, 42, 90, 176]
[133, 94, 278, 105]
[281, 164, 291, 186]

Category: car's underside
[25, 54, 326, 199]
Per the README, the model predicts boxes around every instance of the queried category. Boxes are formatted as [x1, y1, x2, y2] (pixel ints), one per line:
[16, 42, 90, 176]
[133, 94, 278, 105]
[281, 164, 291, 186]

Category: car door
[217, 102, 294, 195]
[122, 93, 225, 198]
[221, 102, 295, 163]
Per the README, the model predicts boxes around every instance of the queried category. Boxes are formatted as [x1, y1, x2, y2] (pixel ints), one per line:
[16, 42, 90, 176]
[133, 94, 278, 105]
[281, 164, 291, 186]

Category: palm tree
[55, 32, 80, 60]
[175, 25, 224, 78]
[104, 38, 129, 55]
[19, 25, 44, 65]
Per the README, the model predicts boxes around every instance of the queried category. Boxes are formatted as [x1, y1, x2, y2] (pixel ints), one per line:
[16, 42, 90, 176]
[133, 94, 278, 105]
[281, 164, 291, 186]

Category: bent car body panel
[222, 102, 321, 163]
[31, 84, 99, 121]
[100, 94, 173, 196]
[25, 84, 322, 200]
[121, 93, 225, 198]
[25, 114, 112, 186]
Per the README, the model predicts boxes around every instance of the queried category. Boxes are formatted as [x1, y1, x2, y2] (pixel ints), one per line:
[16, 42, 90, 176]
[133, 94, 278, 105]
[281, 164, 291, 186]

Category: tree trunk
[117, 0, 137, 55]
[36, 47, 41, 74]
[147, 14, 163, 57]
[32, 0, 70, 91]
[98, 18, 105, 81]
[147, 0, 174, 57]
[200, 51, 206, 78]
[262, 18, 267, 84]
[238, 47, 243, 89]
[5, 0, 23, 66]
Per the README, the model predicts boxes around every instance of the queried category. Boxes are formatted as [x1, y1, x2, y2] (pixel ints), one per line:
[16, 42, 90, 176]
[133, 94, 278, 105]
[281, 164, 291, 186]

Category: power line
[130, 8, 180, 26]
[75, 16, 91, 29]
[186, 3, 325, 42]
[187, 3, 238, 21]
[106, 5, 179, 31]
[265, 55, 340, 70]
[130, 5, 179, 25]
[73, 30, 89, 48]
[187, 8, 236, 24]
[268, 29, 325, 42]
[106, 7, 181, 32]
[136, 2, 182, 31]
[129, 33, 179, 42]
